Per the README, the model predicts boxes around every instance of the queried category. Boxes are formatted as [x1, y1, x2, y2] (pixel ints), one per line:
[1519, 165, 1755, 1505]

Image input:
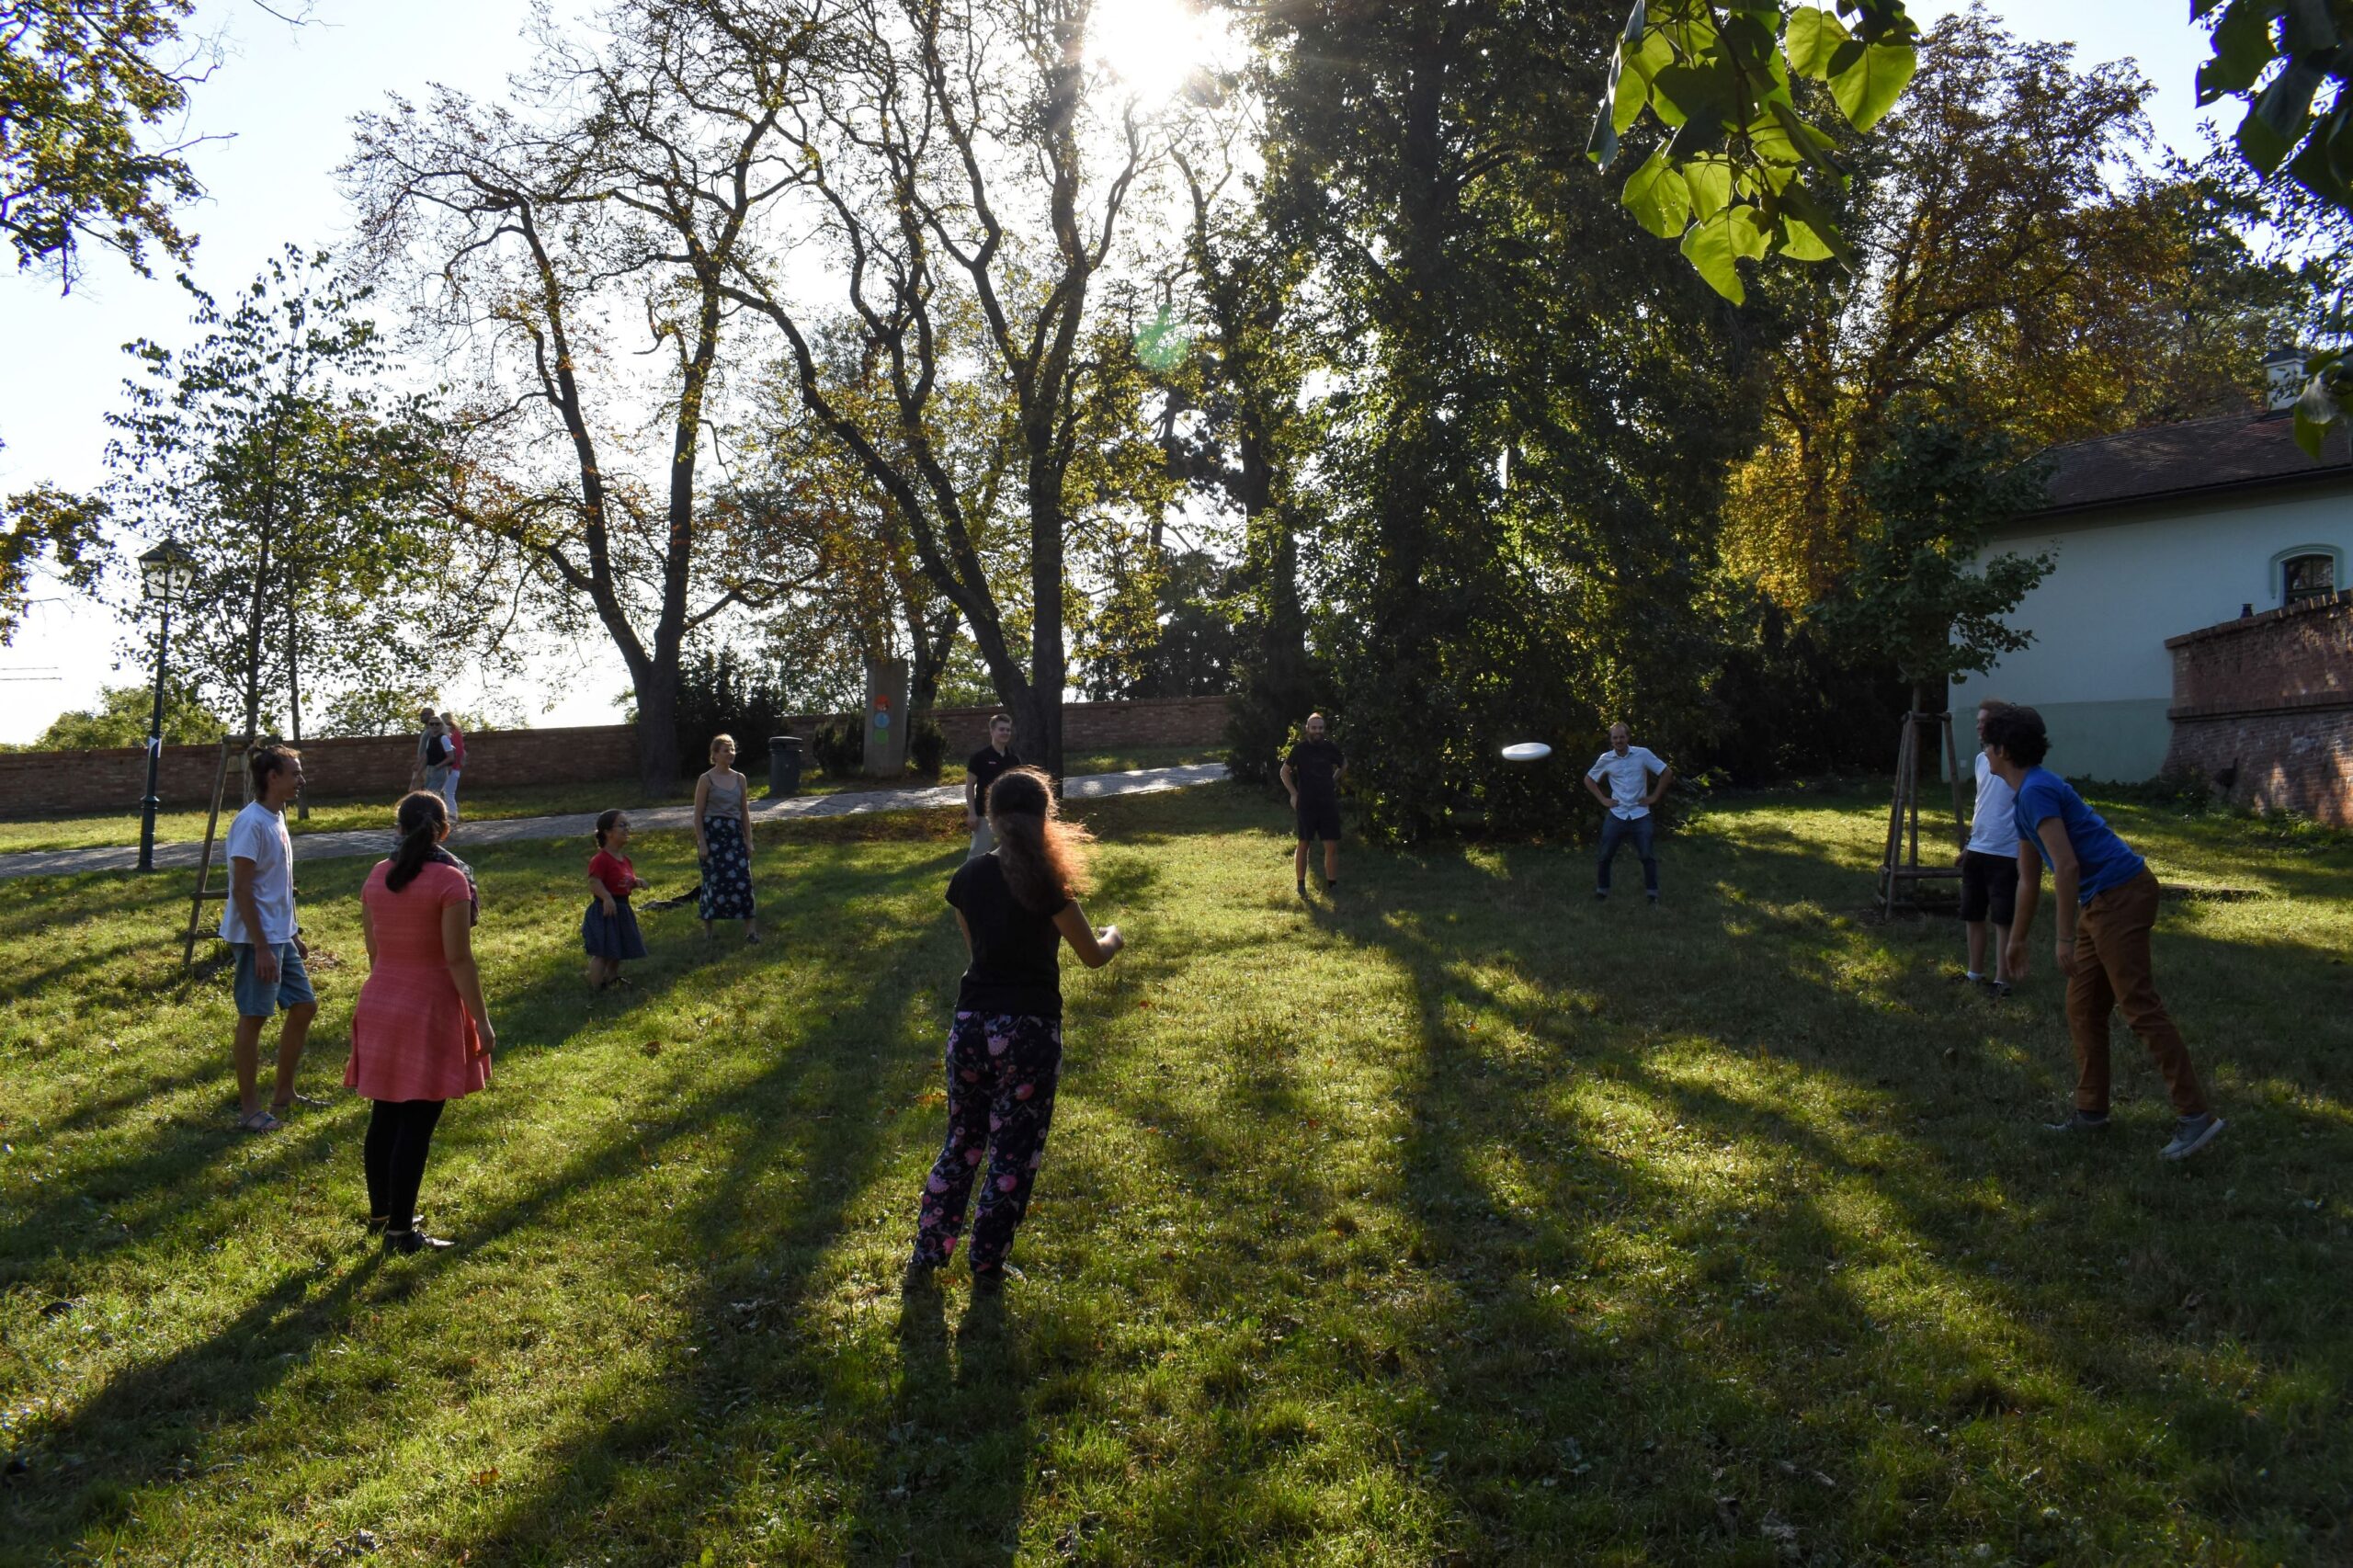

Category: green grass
[2, 781, 2347, 1565]
[0, 745, 1222, 856]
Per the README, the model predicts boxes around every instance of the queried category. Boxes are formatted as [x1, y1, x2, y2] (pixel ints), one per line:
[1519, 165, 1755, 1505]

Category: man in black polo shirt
[1280, 711, 1346, 898]
[965, 712, 1020, 858]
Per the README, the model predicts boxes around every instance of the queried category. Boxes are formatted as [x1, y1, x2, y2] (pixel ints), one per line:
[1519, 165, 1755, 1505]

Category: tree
[102, 248, 451, 759]
[346, 2, 829, 794]
[1240, 0, 1769, 841]
[702, 0, 1165, 781]
[1720, 9, 2244, 608]
[1812, 400, 2052, 714]
[1, 483, 107, 642]
[33, 676, 226, 748]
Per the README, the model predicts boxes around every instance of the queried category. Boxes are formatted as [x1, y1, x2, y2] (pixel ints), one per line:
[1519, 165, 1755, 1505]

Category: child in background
[584, 809, 649, 990]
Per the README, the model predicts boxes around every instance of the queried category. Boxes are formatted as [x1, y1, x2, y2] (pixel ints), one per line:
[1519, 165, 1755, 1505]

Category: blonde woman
[694, 733, 759, 944]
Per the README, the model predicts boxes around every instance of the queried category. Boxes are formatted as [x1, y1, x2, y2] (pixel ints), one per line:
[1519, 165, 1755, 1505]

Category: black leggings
[364, 1098, 446, 1230]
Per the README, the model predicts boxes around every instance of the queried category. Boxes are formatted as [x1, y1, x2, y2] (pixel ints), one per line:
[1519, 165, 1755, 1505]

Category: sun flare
[1088, 0, 1213, 104]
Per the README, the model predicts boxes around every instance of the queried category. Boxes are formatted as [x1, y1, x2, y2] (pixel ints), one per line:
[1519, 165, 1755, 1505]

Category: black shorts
[1960, 848, 2019, 925]
[1296, 796, 1342, 843]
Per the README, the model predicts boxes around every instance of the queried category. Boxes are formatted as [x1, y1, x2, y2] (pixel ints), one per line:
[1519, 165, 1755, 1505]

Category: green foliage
[0, 482, 108, 643]
[1812, 402, 2052, 702]
[31, 676, 226, 749]
[101, 246, 454, 744]
[808, 716, 864, 780]
[1590, 1, 1923, 302]
[0, 0, 210, 290]
[672, 646, 800, 779]
[2195, 0, 2353, 453]
[906, 717, 947, 779]
[1075, 548, 1241, 701]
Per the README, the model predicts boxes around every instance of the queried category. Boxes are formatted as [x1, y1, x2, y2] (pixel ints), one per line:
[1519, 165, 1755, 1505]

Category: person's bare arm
[693, 775, 710, 857]
[2006, 841, 2041, 981]
[1052, 900, 1124, 968]
[954, 907, 973, 954]
[1584, 772, 1612, 806]
[966, 771, 983, 825]
[1279, 761, 1297, 804]
[737, 775, 754, 858]
[231, 857, 276, 982]
[2036, 820, 2081, 974]
[592, 872, 617, 916]
[1644, 765, 1674, 806]
[441, 901, 495, 1056]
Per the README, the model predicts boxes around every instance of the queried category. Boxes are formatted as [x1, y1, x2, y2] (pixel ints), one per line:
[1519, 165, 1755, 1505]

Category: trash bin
[767, 734, 804, 799]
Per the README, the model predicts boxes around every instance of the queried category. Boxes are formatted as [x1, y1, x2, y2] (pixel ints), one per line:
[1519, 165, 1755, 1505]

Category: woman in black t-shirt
[907, 766, 1124, 1291]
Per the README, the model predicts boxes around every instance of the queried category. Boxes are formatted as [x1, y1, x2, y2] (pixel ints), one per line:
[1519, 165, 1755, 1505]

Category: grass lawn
[2, 780, 2347, 1564]
[0, 745, 1222, 856]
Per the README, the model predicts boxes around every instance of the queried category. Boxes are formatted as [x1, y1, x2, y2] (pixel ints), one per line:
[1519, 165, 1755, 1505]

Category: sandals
[237, 1108, 282, 1133]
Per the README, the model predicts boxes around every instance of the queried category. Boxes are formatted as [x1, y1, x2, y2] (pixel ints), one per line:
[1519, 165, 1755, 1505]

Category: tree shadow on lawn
[1282, 830, 2351, 1562]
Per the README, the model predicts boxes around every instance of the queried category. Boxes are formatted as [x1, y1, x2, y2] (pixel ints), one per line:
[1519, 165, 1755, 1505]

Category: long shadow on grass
[1275, 826, 2351, 1562]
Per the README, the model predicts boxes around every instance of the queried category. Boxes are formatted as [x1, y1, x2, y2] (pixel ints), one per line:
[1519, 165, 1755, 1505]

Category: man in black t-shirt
[1280, 711, 1346, 898]
[965, 712, 1020, 858]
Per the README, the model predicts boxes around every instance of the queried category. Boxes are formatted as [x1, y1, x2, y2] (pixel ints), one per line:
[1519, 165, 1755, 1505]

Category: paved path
[0, 763, 1231, 881]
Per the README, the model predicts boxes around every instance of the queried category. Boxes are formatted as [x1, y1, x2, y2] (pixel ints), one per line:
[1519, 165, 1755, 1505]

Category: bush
[810, 718, 864, 779]
[908, 718, 947, 778]
[673, 647, 797, 779]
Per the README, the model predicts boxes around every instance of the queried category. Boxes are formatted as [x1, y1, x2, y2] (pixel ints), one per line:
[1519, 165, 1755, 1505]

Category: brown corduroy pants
[2066, 868, 2209, 1119]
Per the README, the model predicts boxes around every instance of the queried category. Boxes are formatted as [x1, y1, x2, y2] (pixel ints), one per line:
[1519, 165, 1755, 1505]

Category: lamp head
[139, 540, 194, 603]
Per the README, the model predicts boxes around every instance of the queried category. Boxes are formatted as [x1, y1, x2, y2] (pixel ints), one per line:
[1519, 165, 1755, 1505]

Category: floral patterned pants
[911, 1011, 1063, 1275]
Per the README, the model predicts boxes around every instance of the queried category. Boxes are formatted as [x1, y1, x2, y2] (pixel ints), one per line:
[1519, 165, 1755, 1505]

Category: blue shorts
[232, 941, 315, 1018]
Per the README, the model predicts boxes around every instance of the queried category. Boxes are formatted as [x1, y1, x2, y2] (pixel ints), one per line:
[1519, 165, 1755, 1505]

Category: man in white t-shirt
[1957, 697, 2022, 994]
[221, 744, 317, 1131]
[1584, 722, 1672, 903]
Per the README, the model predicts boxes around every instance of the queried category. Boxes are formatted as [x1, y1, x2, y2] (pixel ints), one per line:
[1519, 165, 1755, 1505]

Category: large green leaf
[1767, 97, 1841, 171]
[1829, 39, 1917, 131]
[1682, 154, 1735, 219]
[1784, 6, 1848, 79]
[2197, 0, 2281, 102]
[2239, 58, 2327, 174]
[1773, 212, 1836, 262]
[1654, 57, 1739, 130]
[1620, 148, 1694, 238]
[1774, 180, 1859, 270]
[1679, 205, 1765, 303]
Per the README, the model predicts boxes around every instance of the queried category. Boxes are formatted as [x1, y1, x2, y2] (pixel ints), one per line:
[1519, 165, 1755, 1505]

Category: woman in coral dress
[348, 790, 495, 1256]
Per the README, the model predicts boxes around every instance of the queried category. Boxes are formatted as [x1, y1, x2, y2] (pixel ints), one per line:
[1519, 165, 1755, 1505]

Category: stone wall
[2162, 591, 2352, 826]
[0, 697, 1230, 817]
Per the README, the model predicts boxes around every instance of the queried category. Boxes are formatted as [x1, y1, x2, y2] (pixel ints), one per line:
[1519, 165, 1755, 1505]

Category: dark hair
[1981, 704, 2050, 768]
[249, 743, 299, 796]
[594, 808, 625, 847]
[386, 790, 449, 892]
[986, 767, 1092, 913]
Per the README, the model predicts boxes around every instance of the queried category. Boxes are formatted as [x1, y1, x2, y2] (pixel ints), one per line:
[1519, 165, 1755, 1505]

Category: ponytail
[986, 767, 1092, 913]
[386, 789, 449, 892]
[594, 808, 623, 847]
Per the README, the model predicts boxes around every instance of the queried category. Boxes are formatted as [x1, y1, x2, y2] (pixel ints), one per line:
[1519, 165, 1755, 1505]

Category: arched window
[2279, 551, 2337, 607]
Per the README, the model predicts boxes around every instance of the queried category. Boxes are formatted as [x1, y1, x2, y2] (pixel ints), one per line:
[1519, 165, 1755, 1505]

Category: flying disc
[1500, 742, 1552, 763]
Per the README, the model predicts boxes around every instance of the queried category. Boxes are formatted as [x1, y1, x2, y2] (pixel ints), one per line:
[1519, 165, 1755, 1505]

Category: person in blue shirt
[1984, 706, 2223, 1161]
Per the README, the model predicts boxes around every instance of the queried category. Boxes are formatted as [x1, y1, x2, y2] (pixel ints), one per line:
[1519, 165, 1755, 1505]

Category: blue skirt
[698, 814, 756, 920]
[583, 897, 647, 960]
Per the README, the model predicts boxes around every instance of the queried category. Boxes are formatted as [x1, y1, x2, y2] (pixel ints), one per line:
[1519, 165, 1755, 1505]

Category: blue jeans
[1597, 813, 1658, 894]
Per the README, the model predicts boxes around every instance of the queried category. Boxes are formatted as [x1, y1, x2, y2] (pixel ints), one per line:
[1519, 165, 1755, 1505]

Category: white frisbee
[1500, 742, 1553, 763]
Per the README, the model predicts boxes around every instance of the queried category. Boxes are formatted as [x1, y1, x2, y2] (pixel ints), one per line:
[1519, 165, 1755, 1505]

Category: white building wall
[1954, 483, 2353, 781]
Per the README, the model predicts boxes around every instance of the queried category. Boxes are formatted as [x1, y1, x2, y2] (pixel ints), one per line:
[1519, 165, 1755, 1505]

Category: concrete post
[863, 658, 911, 778]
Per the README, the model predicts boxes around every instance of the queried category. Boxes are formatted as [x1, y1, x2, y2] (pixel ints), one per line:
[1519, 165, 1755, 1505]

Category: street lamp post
[137, 540, 195, 873]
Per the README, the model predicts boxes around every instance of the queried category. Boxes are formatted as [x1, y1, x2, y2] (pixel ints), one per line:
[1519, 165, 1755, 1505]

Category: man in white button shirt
[1957, 697, 2021, 994]
[222, 744, 318, 1131]
[1584, 722, 1672, 903]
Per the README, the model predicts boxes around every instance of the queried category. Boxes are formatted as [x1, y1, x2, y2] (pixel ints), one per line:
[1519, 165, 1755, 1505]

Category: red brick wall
[2164, 591, 2353, 826]
[0, 698, 1230, 817]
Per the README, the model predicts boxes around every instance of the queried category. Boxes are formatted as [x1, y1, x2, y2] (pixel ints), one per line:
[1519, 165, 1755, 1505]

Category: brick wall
[2163, 591, 2353, 826]
[0, 698, 1230, 817]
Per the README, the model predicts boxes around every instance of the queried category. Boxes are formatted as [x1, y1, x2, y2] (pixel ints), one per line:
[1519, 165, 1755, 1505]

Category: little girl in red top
[584, 809, 649, 989]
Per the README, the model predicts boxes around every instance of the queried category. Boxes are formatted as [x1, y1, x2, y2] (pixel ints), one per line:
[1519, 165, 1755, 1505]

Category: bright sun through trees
[1087, 0, 1213, 103]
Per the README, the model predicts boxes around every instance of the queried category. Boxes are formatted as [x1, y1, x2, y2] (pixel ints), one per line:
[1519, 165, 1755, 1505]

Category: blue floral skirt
[582, 897, 647, 960]
[698, 815, 756, 921]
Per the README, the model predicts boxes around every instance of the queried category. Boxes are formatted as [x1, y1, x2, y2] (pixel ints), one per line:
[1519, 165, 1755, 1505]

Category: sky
[0, 0, 2230, 744]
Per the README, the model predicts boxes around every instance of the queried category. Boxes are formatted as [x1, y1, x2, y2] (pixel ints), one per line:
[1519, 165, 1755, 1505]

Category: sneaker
[1984, 980, 2012, 1000]
[2045, 1110, 2110, 1134]
[2159, 1113, 2225, 1162]
[1324, 879, 1337, 892]
[237, 1108, 282, 1133]
[1646, 891, 1659, 904]
[1950, 971, 1984, 985]
[382, 1229, 455, 1256]
[969, 1262, 1027, 1295]
[1594, 890, 1608, 902]
[1296, 881, 1308, 899]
